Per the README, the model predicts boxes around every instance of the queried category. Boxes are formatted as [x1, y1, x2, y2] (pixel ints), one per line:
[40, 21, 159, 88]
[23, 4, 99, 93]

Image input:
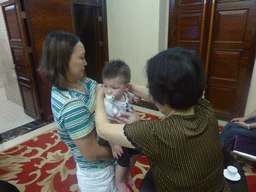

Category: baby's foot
[126, 174, 134, 187]
[116, 181, 129, 192]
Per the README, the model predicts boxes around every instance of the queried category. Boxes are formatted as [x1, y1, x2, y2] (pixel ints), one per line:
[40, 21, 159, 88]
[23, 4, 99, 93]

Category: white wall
[0, 0, 22, 106]
[245, 59, 256, 115]
[107, 0, 256, 117]
[107, 0, 168, 86]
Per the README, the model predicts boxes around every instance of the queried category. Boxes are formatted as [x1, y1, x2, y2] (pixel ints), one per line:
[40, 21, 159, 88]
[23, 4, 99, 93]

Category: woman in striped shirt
[38, 31, 116, 192]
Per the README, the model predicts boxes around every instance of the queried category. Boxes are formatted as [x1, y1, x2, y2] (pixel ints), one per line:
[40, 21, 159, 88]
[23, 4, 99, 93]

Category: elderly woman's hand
[114, 111, 141, 124]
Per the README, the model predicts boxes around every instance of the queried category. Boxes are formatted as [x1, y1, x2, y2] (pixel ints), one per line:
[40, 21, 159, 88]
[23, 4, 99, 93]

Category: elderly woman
[95, 47, 230, 191]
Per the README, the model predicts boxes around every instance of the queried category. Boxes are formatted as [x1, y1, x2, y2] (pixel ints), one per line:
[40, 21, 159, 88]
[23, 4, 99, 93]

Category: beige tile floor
[0, 88, 35, 134]
[0, 87, 53, 151]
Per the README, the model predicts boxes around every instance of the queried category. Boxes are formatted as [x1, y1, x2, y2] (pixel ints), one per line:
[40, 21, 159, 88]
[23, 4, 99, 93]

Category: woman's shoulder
[80, 78, 98, 93]
[52, 87, 86, 107]
[197, 98, 210, 105]
[52, 87, 70, 100]
[195, 98, 214, 112]
[83, 77, 98, 86]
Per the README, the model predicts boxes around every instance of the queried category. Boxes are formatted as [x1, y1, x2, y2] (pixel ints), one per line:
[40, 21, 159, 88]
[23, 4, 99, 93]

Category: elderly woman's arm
[129, 84, 152, 102]
[95, 85, 140, 148]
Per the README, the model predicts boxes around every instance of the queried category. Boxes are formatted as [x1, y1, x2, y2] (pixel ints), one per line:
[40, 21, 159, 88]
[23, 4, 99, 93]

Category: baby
[102, 60, 140, 192]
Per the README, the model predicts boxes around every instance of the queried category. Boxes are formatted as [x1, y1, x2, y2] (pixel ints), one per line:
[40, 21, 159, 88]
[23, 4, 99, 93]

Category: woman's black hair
[146, 47, 207, 110]
[38, 31, 80, 90]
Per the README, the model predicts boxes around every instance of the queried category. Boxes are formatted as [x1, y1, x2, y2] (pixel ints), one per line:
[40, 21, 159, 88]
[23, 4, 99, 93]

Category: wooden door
[71, 0, 109, 83]
[21, 0, 108, 121]
[168, 0, 212, 61]
[1, 0, 41, 119]
[23, 0, 74, 121]
[205, 0, 256, 120]
[168, 0, 256, 120]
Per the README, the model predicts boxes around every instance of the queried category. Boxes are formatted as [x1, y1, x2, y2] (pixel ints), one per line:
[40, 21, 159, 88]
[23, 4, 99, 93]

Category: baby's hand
[132, 95, 141, 103]
[114, 111, 141, 124]
[109, 142, 123, 159]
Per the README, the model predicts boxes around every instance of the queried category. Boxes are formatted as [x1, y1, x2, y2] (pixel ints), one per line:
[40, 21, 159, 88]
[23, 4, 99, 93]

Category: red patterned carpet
[0, 111, 255, 192]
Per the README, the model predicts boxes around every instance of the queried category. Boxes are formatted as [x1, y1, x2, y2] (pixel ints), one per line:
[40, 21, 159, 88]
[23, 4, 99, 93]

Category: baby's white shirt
[104, 92, 132, 120]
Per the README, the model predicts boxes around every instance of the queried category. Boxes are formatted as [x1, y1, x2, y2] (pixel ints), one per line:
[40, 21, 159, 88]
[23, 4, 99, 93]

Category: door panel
[206, 0, 256, 119]
[206, 85, 235, 117]
[178, 12, 202, 42]
[169, 0, 212, 60]
[1, 0, 41, 119]
[208, 50, 241, 83]
[170, 0, 204, 53]
[4, 4, 21, 40]
[169, 0, 256, 120]
[23, 0, 74, 121]
[11, 47, 30, 78]
[19, 80, 37, 117]
[215, 9, 248, 43]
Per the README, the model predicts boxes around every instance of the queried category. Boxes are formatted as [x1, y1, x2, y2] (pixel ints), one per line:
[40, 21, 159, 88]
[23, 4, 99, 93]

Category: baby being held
[103, 63, 133, 122]
[102, 60, 140, 192]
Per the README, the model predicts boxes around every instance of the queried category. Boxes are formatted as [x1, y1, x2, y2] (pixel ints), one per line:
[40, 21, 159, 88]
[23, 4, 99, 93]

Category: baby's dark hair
[102, 60, 131, 84]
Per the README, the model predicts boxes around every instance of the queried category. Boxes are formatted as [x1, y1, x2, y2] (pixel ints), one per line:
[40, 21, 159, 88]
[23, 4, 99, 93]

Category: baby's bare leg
[126, 154, 140, 186]
[115, 165, 130, 192]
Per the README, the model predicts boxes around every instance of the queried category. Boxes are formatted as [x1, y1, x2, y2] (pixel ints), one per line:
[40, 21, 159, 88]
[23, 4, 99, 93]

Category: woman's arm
[232, 110, 256, 123]
[234, 121, 256, 129]
[129, 84, 152, 102]
[73, 131, 113, 162]
[232, 110, 256, 129]
[95, 85, 140, 148]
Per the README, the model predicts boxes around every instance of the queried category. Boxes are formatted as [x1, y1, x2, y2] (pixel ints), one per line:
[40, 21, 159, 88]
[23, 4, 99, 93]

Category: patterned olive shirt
[124, 98, 230, 191]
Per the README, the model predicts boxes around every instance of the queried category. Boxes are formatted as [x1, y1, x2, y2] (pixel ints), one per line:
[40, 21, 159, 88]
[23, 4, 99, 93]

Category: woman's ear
[125, 83, 130, 92]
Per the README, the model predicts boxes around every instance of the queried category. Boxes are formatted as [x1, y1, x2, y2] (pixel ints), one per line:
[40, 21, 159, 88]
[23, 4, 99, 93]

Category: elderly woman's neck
[175, 107, 194, 116]
[160, 105, 194, 117]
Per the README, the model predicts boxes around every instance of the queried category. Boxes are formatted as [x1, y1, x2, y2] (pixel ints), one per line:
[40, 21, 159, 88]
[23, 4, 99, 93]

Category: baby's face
[103, 76, 128, 101]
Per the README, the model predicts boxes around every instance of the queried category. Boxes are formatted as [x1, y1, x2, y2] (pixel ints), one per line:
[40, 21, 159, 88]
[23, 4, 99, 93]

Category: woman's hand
[234, 121, 247, 128]
[114, 111, 141, 124]
[231, 117, 246, 122]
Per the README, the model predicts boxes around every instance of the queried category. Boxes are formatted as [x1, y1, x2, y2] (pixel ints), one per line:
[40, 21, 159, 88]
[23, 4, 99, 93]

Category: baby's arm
[109, 142, 123, 159]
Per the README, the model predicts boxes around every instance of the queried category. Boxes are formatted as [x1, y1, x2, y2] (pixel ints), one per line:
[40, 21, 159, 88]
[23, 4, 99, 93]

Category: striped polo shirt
[51, 78, 115, 172]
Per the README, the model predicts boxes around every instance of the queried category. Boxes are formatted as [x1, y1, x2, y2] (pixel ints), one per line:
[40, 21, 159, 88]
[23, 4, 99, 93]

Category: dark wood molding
[133, 100, 159, 111]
